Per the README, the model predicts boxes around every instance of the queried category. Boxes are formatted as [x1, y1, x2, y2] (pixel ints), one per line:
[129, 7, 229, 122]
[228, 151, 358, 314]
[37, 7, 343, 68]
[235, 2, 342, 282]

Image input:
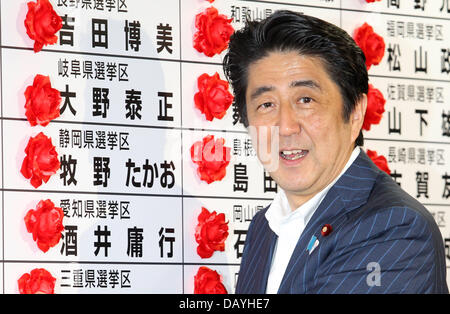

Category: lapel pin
[307, 235, 320, 255]
[321, 224, 333, 237]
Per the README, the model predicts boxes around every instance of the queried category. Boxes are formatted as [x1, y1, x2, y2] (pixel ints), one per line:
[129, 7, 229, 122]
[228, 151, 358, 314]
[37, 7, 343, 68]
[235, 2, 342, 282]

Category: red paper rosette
[195, 207, 229, 258]
[21, 132, 60, 188]
[362, 84, 386, 131]
[24, 74, 61, 126]
[353, 22, 385, 70]
[24, 199, 64, 253]
[194, 266, 228, 294]
[193, 7, 234, 57]
[24, 0, 63, 53]
[18, 268, 56, 294]
[367, 149, 391, 175]
[190, 135, 231, 184]
[194, 72, 234, 121]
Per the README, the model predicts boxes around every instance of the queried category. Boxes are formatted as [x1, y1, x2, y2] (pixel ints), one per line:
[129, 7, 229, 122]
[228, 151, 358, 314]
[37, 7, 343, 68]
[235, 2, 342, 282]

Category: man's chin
[274, 177, 311, 194]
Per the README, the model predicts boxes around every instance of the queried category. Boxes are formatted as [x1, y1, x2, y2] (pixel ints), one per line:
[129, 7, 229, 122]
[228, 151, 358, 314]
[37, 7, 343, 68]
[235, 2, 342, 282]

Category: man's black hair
[223, 10, 368, 146]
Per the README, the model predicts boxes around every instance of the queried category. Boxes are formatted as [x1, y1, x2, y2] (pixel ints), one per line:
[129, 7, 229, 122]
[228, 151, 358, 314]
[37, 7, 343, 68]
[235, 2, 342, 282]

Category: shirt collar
[266, 146, 361, 236]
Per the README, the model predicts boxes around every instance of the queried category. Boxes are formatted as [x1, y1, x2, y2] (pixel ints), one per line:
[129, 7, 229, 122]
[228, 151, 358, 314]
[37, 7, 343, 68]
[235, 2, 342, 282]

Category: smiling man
[223, 10, 448, 294]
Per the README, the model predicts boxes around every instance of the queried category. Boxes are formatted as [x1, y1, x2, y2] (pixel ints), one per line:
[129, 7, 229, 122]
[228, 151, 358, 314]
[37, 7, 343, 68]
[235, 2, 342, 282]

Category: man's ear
[350, 93, 367, 142]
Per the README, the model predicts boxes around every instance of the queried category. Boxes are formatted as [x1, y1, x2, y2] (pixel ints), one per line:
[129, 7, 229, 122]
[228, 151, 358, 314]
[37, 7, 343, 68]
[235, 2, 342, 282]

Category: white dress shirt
[265, 147, 361, 293]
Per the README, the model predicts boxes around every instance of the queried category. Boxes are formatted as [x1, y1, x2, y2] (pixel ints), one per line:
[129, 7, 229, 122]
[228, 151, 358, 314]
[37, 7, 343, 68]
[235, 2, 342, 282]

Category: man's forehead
[248, 79, 323, 101]
[245, 51, 338, 97]
[247, 52, 329, 81]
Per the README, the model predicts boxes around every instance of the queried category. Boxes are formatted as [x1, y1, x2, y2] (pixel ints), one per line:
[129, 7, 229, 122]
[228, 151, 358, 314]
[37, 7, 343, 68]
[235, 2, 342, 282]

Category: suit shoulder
[339, 172, 445, 269]
[245, 204, 270, 239]
[331, 174, 448, 293]
[349, 171, 437, 230]
[251, 204, 270, 224]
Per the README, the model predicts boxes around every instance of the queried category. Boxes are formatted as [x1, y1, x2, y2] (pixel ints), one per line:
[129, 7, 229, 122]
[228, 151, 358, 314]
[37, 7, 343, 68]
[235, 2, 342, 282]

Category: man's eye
[299, 97, 313, 104]
[258, 102, 274, 109]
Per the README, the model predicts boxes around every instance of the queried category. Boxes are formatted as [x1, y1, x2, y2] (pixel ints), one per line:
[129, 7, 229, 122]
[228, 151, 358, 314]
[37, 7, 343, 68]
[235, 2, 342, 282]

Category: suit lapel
[277, 150, 381, 293]
[253, 224, 277, 293]
[238, 213, 277, 293]
[277, 189, 346, 293]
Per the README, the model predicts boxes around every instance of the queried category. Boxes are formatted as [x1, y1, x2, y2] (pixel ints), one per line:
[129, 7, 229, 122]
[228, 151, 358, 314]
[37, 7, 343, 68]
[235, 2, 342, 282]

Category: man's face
[245, 51, 365, 208]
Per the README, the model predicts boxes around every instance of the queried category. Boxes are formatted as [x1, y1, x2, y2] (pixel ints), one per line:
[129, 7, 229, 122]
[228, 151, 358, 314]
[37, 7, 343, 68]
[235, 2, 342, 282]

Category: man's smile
[279, 149, 309, 165]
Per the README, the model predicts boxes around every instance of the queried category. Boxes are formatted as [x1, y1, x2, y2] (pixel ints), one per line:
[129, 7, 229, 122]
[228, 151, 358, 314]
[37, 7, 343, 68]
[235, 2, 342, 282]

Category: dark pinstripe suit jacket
[236, 150, 448, 294]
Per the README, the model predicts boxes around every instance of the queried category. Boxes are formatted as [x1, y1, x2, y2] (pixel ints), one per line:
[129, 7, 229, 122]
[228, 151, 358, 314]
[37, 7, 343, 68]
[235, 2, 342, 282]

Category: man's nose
[278, 103, 301, 136]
